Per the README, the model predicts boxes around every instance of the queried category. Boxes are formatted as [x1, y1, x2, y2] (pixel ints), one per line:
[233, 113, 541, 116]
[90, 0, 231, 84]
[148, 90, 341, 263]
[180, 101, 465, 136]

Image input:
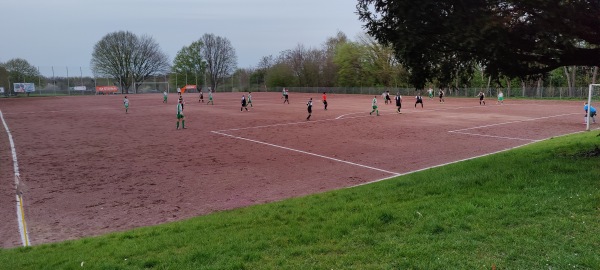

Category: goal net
[134, 82, 170, 94]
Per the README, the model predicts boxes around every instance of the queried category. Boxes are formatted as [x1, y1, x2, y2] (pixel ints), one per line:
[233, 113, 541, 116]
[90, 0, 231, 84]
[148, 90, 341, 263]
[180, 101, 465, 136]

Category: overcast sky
[1, 0, 365, 76]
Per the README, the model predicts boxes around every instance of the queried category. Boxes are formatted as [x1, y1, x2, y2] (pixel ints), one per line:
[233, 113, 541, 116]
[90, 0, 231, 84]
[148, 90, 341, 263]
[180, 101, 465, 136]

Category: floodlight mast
[587, 84, 600, 131]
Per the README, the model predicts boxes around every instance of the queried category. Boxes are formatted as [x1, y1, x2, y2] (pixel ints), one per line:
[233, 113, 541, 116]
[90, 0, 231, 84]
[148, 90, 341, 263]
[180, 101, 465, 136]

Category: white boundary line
[0, 110, 30, 247]
[350, 128, 599, 188]
[211, 131, 400, 175]
[449, 113, 579, 133]
[448, 131, 539, 141]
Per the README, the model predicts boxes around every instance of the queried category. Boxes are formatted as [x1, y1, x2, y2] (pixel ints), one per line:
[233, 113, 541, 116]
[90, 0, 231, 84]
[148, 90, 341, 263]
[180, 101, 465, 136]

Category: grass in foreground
[1, 132, 599, 269]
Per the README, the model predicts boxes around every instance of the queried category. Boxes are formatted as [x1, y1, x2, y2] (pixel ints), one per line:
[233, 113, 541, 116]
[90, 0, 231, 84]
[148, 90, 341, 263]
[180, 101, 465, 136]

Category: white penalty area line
[0, 110, 30, 247]
[211, 130, 400, 175]
[449, 131, 539, 141]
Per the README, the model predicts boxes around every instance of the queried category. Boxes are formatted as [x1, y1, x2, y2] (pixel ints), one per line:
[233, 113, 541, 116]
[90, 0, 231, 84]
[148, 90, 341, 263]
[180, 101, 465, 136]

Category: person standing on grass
[206, 90, 214, 105]
[163, 90, 168, 103]
[584, 102, 597, 124]
[123, 96, 129, 113]
[247, 92, 253, 107]
[283, 88, 289, 104]
[370, 96, 380, 116]
[415, 93, 424, 108]
[439, 89, 445, 103]
[478, 91, 486, 105]
[395, 92, 402, 113]
[497, 90, 504, 105]
[176, 98, 186, 130]
[241, 94, 249, 112]
[322, 92, 328, 110]
[306, 98, 313, 120]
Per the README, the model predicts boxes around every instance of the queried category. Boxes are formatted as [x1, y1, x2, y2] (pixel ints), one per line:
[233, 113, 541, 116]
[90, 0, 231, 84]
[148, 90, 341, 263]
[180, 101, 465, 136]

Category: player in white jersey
[176, 98, 186, 129]
[123, 96, 129, 113]
[370, 96, 379, 116]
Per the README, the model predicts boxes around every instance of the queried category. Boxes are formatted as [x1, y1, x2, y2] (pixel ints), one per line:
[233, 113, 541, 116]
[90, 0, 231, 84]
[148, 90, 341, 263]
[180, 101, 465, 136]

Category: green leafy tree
[171, 40, 206, 88]
[334, 42, 370, 87]
[0, 66, 9, 94]
[2, 58, 40, 84]
[91, 31, 170, 94]
[357, 0, 600, 88]
[265, 62, 296, 87]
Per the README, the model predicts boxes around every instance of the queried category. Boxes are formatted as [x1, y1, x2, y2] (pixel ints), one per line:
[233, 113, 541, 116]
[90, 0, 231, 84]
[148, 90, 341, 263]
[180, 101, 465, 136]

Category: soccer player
[478, 91, 486, 105]
[370, 96, 380, 116]
[283, 88, 289, 104]
[439, 89, 445, 103]
[163, 90, 168, 103]
[247, 92, 253, 107]
[199, 89, 204, 103]
[306, 98, 313, 120]
[427, 87, 434, 100]
[584, 102, 597, 124]
[123, 96, 129, 113]
[497, 90, 504, 105]
[206, 90, 214, 105]
[415, 93, 424, 108]
[385, 91, 391, 105]
[176, 98, 186, 129]
[395, 92, 402, 113]
[241, 95, 249, 111]
[322, 92, 328, 110]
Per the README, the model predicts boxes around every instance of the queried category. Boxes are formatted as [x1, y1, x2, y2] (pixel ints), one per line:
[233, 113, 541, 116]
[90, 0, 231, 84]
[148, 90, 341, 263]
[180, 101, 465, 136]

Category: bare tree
[201, 33, 237, 91]
[91, 31, 170, 94]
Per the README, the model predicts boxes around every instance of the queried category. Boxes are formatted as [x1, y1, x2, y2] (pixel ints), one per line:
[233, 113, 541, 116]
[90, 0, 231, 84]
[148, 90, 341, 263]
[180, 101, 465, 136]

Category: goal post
[134, 81, 170, 94]
[586, 84, 600, 131]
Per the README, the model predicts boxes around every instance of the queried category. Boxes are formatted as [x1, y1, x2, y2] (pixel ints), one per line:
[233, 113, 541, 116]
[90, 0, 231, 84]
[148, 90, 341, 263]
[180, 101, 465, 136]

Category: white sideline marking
[212, 131, 400, 175]
[0, 110, 30, 247]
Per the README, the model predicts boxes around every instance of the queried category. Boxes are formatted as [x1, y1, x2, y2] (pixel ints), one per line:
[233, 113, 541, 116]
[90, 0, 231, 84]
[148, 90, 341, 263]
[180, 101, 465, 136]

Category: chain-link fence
[261, 86, 595, 99]
[1, 65, 595, 99]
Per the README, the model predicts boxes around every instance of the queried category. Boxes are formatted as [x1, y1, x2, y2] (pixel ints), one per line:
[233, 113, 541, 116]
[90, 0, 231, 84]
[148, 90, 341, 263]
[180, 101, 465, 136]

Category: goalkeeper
[584, 102, 597, 124]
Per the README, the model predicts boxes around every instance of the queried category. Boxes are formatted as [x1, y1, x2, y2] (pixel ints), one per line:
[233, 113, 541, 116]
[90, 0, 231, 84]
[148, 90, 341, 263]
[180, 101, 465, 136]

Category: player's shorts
[428, 93, 433, 98]
[125, 104, 129, 108]
[416, 100, 423, 104]
[308, 107, 312, 113]
[439, 94, 443, 98]
[480, 96, 484, 100]
[588, 111, 597, 117]
[498, 97, 504, 101]
[372, 105, 378, 110]
[177, 113, 184, 119]
[396, 101, 401, 107]
[285, 95, 289, 100]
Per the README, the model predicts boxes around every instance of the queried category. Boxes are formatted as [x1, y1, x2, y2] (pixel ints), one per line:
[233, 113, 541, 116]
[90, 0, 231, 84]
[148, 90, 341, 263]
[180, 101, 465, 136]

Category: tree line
[2, 0, 599, 95]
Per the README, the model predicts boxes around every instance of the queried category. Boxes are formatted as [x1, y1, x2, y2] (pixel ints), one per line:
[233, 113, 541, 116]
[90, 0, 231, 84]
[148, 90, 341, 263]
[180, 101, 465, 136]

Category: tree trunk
[593, 66, 598, 84]
[521, 80, 526, 97]
[536, 77, 542, 97]
[506, 79, 511, 98]
[564, 66, 572, 97]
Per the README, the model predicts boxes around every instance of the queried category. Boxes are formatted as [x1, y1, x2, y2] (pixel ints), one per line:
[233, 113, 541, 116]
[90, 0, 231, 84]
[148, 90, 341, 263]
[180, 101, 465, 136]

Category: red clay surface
[0, 92, 592, 248]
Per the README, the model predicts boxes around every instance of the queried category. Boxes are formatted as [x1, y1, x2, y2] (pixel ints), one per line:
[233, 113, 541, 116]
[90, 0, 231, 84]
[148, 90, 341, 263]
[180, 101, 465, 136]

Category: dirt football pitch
[0, 92, 592, 247]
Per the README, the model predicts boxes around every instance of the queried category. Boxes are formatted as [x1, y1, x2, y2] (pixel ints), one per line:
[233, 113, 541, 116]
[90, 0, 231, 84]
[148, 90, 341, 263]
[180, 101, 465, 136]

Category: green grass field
[1, 131, 599, 269]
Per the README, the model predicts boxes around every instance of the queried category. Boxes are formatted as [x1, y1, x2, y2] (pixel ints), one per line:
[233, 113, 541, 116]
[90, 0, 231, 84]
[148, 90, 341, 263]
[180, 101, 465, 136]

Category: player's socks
[176, 122, 179, 129]
[182, 120, 185, 129]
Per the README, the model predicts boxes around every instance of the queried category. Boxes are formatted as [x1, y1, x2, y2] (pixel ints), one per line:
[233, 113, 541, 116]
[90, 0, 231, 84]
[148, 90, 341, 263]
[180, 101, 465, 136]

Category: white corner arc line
[0, 110, 30, 247]
[211, 131, 400, 175]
